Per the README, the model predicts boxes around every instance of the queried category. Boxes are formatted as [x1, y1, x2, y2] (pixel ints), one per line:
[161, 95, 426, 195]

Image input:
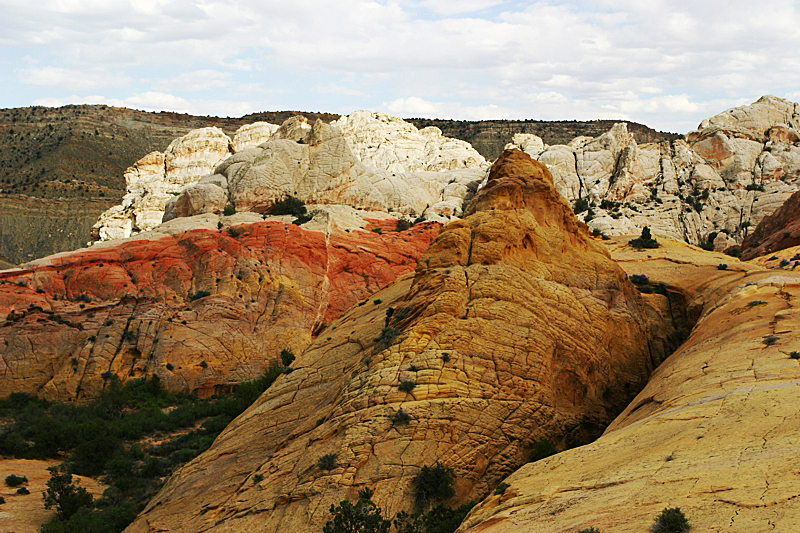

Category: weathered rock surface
[123, 150, 680, 533]
[92, 127, 235, 240]
[93, 113, 488, 242]
[740, 188, 800, 260]
[205, 118, 485, 220]
[1, 209, 440, 401]
[232, 122, 280, 152]
[507, 96, 800, 249]
[457, 237, 800, 533]
[332, 110, 487, 172]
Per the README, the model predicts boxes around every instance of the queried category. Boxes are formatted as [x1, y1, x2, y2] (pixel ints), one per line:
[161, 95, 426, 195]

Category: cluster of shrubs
[323, 465, 473, 533]
[0, 368, 282, 533]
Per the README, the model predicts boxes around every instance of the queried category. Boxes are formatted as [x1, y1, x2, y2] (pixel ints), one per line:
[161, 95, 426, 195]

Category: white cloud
[3, 0, 800, 132]
[153, 70, 232, 92]
[18, 66, 132, 90]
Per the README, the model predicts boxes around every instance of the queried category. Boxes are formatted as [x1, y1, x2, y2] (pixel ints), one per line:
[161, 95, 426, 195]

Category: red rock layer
[0, 220, 440, 401]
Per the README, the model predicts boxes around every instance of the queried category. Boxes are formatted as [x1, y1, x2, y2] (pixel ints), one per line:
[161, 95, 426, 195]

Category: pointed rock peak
[462, 148, 589, 248]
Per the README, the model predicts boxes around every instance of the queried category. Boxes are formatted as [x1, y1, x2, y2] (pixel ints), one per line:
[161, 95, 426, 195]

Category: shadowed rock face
[0, 216, 439, 401]
[456, 239, 800, 533]
[123, 150, 679, 533]
[740, 188, 800, 260]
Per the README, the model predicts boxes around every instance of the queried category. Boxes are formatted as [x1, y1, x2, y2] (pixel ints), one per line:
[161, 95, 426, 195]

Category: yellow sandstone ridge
[124, 150, 679, 533]
[457, 238, 800, 533]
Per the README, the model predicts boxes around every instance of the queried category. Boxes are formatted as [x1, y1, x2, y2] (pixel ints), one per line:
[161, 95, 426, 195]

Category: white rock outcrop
[92, 127, 234, 241]
[93, 112, 489, 241]
[505, 95, 800, 249]
[165, 119, 484, 223]
[331, 110, 487, 172]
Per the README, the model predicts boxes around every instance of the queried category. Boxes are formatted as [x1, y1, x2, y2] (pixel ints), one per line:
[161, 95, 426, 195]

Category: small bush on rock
[280, 349, 295, 367]
[398, 381, 416, 393]
[412, 464, 455, 509]
[323, 497, 391, 533]
[651, 507, 690, 533]
[392, 409, 411, 425]
[630, 226, 659, 249]
[268, 196, 306, 218]
[530, 438, 557, 462]
[318, 453, 337, 470]
[5, 474, 27, 487]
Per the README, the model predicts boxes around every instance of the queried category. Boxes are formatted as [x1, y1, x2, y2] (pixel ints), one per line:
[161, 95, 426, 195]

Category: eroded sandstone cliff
[456, 238, 799, 533]
[122, 150, 682, 533]
[0, 209, 439, 401]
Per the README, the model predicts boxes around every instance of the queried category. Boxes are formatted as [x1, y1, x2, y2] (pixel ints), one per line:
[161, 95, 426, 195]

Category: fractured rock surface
[123, 150, 679, 533]
[93, 113, 487, 241]
[508, 95, 800, 248]
[1, 209, 439, 401]
[457, 238, 800, 533]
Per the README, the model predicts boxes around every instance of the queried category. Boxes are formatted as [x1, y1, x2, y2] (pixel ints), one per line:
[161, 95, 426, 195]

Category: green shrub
[16, 486, 30, 495]
[280, 349, 295, 367]
[375, 327, 401, 349]
[577, 528, 602, 533]
[650, 507, 690, 533]
[394, 502, 474, 533]
[790, 351, 800, 360]
[726, 247, 742, 258]
[268, 196, 306, 218]
[392, 409, 411, 425]
[396, 218, 412, 232]
[398, 381, 416, 393]
[717, 264, 728, 270]
[253, 473, 264, 484]
[764, 335, 780, 346]
[494, 482, 510, 495]
[530, 438, 557, 462]
[228, 227, 242, 238]
[630, 226, 659, 249]
[323, 498, 391, 533]
[222, 204, 236, 216]
[5, 474, 27, 487]
[43, 465, 94, 521]
[318, 453, 337, 470]
[573, 198, 589, 214]
[412, 464, 455, 509]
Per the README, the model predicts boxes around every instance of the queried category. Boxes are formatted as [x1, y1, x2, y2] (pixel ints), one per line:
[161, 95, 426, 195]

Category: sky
[1, 0, 799, 133]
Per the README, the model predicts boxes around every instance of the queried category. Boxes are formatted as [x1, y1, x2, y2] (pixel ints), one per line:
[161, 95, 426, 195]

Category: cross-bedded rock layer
[123, 150, 679, 533]
[456, 238, 800, 533]
[0, 213, 439, 401]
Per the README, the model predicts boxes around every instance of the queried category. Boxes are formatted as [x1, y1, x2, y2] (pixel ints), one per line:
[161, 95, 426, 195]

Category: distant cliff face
[505, 96, 800, 249]
[407, 117, 679, 160]
[0, 105, 674, 263]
